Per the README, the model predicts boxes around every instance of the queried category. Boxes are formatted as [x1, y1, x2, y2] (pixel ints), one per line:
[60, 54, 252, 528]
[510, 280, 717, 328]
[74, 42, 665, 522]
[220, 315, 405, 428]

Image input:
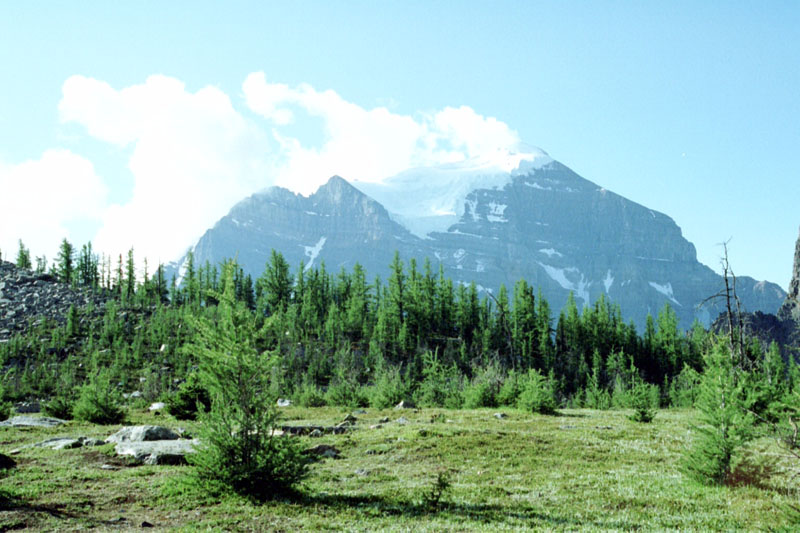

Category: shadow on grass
[298, 491, 640, 530]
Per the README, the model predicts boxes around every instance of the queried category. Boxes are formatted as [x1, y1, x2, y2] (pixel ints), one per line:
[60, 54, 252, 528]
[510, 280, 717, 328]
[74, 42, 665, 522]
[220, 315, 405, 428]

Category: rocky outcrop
[779, 227, 800, 324]
[0, 415, 67, 427]
[106, 426, 196, 465]
[0, 260, 108, 342]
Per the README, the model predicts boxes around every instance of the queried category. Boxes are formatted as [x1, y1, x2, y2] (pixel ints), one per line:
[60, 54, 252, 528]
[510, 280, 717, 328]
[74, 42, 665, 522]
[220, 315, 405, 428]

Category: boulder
[148, 402, 166, 412]
[276, 398, 291, 407]
[305, 444, 340, 459]
[114, 439, 199, 465]
[106, 425, 180, 444]
[0, 415, 66, 427]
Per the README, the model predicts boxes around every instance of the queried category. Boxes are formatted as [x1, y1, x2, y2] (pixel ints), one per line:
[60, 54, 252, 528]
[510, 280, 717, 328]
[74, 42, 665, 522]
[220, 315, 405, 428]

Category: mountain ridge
[170, 157, 786, 330]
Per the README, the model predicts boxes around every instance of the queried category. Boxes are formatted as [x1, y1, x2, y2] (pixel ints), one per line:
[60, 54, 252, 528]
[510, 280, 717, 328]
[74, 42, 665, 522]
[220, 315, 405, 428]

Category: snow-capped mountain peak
[352, 146, 552, 239]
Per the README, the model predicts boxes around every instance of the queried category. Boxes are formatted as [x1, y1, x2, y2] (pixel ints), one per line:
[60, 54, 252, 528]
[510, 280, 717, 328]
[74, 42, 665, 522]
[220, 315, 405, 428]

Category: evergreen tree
[256, 250, 292, 315]
[188, 261, 307, 499]
[683, 342, 754, 484]
[16, 239, 32, 270]
[56, 238, 75, 284]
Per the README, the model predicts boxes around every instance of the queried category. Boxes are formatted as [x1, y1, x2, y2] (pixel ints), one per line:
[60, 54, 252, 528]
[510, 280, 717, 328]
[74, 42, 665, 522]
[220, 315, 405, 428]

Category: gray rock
[779, 226, 800, 323]
[395, 400, 415, 410]
[395, 417, 409, 425]
[14, 401, 41, 414]
[114, 439, 198, 465]
[148, 402, 166, 412]
[36, 438, 83, 450]
[106, 425, 180, 444]
[276, 398, 291, 407]
[0, 415, 66, 427]
[494, 413, 507, 419]
[379, 417, 390, 423]
[306, 444, 340, 459]
[369, 424, 383, 430]
[309, 429, 323, 438]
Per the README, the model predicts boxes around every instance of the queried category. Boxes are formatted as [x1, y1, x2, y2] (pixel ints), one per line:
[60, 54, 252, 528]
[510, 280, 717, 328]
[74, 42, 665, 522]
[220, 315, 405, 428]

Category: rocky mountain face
[779, 227, 800, 324]
[0, 261, 107, 343]
[171, 159, 786, 331]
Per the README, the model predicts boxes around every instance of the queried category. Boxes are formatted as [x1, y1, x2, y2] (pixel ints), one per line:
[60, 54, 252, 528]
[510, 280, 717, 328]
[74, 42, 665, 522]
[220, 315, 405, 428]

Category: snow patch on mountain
[487, 202, 508, 223]
[648, 281, 681, 306]
[352, 148, 550, 238]
[303, 237, 327, 271]
[539, 248, 563, 258]
[603, 270, 614, 293]
[538, 262, 590, 304]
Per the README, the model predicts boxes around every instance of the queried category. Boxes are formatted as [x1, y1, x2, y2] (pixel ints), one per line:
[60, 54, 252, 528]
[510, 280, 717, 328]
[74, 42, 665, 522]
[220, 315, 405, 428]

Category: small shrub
[43, 395, 74, 420]
[166, 372, 211, 421]
[629, 380, 656, 423]
[463, 365, 502, 409]
[517, 369, 556, 415]
[325, 380, 369, 408]
[72, 368, 125, 424]
[497, 370, 522, 406]
[294, 381, 327, 408]
[368, 364, 410, 409]
[422, 470, 452, 511]
[416, 351, 463, 409]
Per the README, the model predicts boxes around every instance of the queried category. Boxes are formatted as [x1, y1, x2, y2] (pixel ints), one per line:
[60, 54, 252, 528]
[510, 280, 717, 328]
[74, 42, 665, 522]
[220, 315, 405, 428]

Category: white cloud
[48, 72, 523, 267]
[59, 75, 273, 265]
[242, 72, 522, 194]
[0, 149, 107, 263]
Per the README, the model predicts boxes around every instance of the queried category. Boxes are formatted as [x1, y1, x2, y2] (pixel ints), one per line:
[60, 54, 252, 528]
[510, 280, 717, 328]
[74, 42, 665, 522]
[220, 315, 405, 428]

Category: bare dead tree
[698, 240, 748, 368]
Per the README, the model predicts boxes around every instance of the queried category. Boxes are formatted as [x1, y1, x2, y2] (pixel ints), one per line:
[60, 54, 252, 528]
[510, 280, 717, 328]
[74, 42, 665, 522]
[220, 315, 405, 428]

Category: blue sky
[1, 1, 798, 288]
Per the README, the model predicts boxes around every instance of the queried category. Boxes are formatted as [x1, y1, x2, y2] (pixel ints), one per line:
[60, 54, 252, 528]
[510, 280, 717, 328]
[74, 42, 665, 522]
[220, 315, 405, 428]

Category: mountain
[169, 151, 786, 330]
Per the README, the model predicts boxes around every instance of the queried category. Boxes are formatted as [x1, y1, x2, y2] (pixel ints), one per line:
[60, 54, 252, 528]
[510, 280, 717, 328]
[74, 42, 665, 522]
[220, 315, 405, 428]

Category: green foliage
[683, 343, 754, 485]
[668, 364, 701, 408]
[167, 372, 211, 421]
[72, 368, 126, 425]
[416, 351, 463, 409]
[628, 379, 656, 423]
[463, 364, 503, 409]
[497, 369, 523, 406]
[0, 383, 10, 421]
[188, 262, 308, 499]
[421, 470, 452, 511]
[294, 379, 327, 408]
[517, 369, 557, 415]
[15, 239, 32, 270]
[368, 360, 410, 409]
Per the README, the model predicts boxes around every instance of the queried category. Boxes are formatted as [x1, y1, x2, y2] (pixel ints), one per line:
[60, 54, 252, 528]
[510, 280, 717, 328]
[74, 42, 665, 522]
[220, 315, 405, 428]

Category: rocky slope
[778, 227, 800, 324]
[0, 261, 107, 343]
[170, 159, 786, 331]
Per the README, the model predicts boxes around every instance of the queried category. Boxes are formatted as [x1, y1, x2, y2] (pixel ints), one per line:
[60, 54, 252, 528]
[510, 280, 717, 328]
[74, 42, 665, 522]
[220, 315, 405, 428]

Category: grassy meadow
[0, 406, 796, 532]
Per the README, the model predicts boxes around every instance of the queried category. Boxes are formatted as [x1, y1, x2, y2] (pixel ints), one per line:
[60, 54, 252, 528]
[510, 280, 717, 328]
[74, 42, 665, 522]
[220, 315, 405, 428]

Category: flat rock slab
[106, 425, 180, 444]
[0, 415, 67, 427]
[115, 439, 199, 465]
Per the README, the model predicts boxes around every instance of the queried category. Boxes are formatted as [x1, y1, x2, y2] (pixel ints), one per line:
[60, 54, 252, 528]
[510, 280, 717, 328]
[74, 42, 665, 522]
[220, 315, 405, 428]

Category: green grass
[1, 407, 796, 531]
